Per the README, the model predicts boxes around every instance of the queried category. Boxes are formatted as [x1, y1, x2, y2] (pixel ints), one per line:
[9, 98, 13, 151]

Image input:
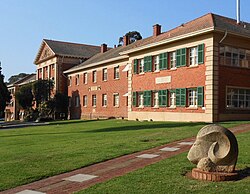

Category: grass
[0, 119, 249, 191]
[78, 131, 250, 194]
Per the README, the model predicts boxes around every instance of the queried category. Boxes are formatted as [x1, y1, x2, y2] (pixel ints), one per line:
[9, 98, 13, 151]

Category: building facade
[65, 13, 250, 122]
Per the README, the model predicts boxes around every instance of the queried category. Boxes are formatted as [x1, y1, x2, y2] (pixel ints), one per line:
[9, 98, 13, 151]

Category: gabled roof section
[65, 13, 250, 74]
[34, 39, 102, 64]
[7, 74, 36, 87]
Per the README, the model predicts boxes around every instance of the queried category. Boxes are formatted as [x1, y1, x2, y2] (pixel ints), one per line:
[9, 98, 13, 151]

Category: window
[75, 74, 79, 85]
[220, 46, 250, 68]
[188, 88, 198, 107]
[132, 92, 137, 107]
[176, 88, 186, 107]
[159, 90, 168, 106]
[113, 93, 119, 107]
[138, 92, 144, 107]
[51, 64, 55, 70]
[75, 96, 80, 107]
[68, 97, 72, 107]
[103, 68, 108, 81]
[93, 71, 97, 83]
[114, 66, 120, 79]
[139, 59, 144, 73]
[189, 47, 198, 66]
[170, 51, 176, 69]
[170, 90, 176, 107]
[226, 88, 250, 109]
[83, 95, 87, 107]
[176, 48, 186, 67]
[92, 95, 97, 107]
[154, 55, 159, 71]
[68, 76, 72, 86]
[83, 73, 88, 84]
[153, 91, 159, 107]
[102, 94, 107, 107]
[144, 56, 152, 72]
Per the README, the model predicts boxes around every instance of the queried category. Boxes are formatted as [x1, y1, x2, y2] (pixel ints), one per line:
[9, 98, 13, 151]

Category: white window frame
[170, 91, 176, 108]
[139, 59, 144, 74]
[170, 51, 177, 69]
[138, 92, 144, 107]
[153, 91, 159, 107]
[189, 47, 198, 66]
[188, 88, 198, 107]
[92, 94, 97, 107]
[75, 74, 79, 85]
[93, 71, 97, 83]
[113, 93, 119, 107]
[68, 76, 72, 86]
[154, 55, 159, 72]
[114, 66, 120, 79]
[103, 68, 108, 81]
[102, 94, 107, 107]
[83, 73, 88, 84]
[226, 87, 250, 109]
[83, 95, 87, 107]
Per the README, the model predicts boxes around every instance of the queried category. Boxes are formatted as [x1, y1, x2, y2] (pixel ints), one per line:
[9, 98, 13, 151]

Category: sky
[0, 0, 249, 81]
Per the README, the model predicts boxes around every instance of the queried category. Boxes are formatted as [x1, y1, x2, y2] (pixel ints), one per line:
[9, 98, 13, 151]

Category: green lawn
[0, 119, 249, 191]
[78, 131, 250, 194]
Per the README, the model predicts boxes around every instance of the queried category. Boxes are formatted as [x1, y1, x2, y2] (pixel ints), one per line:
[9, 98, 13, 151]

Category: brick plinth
[191, 168, 238, 181]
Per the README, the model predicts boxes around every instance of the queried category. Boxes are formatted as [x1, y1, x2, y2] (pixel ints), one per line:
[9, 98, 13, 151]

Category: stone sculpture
[187, 125, 238, 173]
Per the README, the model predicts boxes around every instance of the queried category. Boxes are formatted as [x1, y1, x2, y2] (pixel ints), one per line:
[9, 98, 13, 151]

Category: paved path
[0, 122, 49, 130]
[1, 124, 250, 194]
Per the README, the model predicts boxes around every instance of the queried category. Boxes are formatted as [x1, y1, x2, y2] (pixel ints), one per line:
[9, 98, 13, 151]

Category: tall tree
[32, 79, 54, 107]
[0, 62, 11, 117]
[8, 73, 29, 84]
[15, 84, 33, 110]
[118, 31, 142, 46]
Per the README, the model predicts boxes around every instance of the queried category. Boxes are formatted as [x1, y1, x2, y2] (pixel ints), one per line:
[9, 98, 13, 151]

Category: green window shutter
[176, 88, 180, 106]
[198, 44, 204, 64]
[176, 49, 181, 68]
[180, 88, 186, 106]
[181, 48, 186, 66]
[197, 86, 204, 107]
[159, 53, 168, 70]
[133, 92, 137, 107]
[133, 59, 138, 74]
[159, 90, 168, 107]
[148, 56, 152, 72]
[143, 90, 151, 107]
[144, 56, 148, 72]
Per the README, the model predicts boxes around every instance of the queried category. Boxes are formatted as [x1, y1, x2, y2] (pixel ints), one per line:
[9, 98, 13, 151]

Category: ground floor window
[113, 93, 119, 107]
[170, 90, 176, 107]
[92, 95, 97, 107]
[153, 91, 159, 107]
[102, 94, 107, 107]
[138, 92, 144, 107]
[226, 87, 250, 109]
[75, 96, 80, 107]
[188, 88, 197, 107]
[83, 95, 87, 107]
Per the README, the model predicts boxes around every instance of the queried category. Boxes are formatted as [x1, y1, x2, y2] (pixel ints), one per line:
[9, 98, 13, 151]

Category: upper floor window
[114, 66, 119, 79]
[75, 74, 79, 85]
[153, 55, 159, 72]
[170, 51, 176, 69]
[189, 47, 198, 66]
[93, 71, 97, 83]
[83, 73, 88, 84]
[68, 76, 72, 86]
[103, 68, 108, 81]
[226, 87, 250, 109]
[220, 46, 250, 68]
[139, 59, 144, 74]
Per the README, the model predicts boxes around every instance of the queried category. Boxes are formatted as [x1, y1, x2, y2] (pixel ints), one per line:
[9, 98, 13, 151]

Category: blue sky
[0, 0, 249, 81]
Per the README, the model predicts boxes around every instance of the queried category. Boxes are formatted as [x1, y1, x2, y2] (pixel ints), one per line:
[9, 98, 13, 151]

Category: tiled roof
[8, 74, 36, 87]
[65, 13, 250, 73]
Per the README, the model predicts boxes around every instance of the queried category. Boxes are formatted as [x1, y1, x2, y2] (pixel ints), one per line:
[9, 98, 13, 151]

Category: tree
[118, 31, 142, 46]
[15, 84, 33, 110]
[32, 79, 54, 106]
[8, 73, 29, 84]
[0, 62, 11, 117]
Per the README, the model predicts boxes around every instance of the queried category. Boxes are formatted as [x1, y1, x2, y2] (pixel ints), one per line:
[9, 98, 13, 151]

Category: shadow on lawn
[237, 167, 250, 180]
[84, 122, 206, 133]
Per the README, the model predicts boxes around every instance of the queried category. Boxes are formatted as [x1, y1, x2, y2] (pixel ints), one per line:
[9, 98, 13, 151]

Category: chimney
[236, 0, 240, 24]
[101, 43, 107, 53]
[153, 24, 161, 36]
[123, 35, 130, 46]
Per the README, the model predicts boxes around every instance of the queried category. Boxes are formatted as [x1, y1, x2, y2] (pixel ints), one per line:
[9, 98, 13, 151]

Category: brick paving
[1, 124, 250, 194]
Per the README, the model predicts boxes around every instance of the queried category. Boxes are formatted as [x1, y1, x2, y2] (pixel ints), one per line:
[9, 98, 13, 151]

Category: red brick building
[34, 39, 102, 95]
[66, 13, 250, 122]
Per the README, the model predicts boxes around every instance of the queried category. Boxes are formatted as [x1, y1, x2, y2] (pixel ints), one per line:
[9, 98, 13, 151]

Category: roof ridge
[43, 39, 101, 48]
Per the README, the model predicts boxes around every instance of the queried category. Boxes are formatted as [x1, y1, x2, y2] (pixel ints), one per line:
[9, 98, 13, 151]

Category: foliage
[32, 79, 54, 106]
[15, 84, 33, 110]
[0, 120, 249, 191]
[8, 73, 29, 84]
[118, 31, 142, 46]
[0, 63, 11, 117]
[54, 93, 69, 116]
